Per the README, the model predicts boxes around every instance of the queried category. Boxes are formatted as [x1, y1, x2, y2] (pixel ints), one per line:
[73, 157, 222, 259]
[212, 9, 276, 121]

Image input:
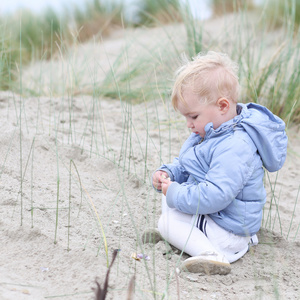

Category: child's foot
[180, 251, 231, 275]
[141, 228, 163, 244]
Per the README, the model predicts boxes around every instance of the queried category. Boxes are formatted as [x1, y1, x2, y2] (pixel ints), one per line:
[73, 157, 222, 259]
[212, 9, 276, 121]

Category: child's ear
[217, 98, 230, 114]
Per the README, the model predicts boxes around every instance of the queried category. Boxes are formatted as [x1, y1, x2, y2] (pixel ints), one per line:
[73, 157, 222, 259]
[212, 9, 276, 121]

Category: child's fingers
[161, 176, 171, 184]
[161, 180, 171, 196]
[154, 171, 164, 181]
[160, 173, 170, 181]
[153, 175, 164, 189]
[152, 171, 169, 190]
[153, 180, 162, 190]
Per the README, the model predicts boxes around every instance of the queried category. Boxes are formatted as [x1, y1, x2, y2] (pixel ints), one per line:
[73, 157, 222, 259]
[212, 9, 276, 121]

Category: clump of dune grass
[0, 21, 19, 90]
[0, 0, 127, 91]
[176, 0, 300, 124]
[237, 1, 300, 124]
[211, 0, 255, 16]
[4, 0, 299, 126]
[0, 9, 68, 90]
[11, 0, 126, 61]
[72, 0, 125, 43]
[6, 8, 69, 63]
[260, 0, 300, 30]
[137, 0, 182, 25]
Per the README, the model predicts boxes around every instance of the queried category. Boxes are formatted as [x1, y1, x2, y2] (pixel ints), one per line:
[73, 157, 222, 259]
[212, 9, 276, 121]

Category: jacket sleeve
[157, 133, 200, 184]
[165, 137, 257, 215]
[158, 157, 190, 183]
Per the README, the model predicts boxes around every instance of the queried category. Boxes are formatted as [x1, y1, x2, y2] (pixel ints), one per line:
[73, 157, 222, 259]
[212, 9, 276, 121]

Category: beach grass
[136, 0, 182, 25]
[0, 0, 300, 299]
[262, 0, 300, 29]
[1, 0, 299, 122]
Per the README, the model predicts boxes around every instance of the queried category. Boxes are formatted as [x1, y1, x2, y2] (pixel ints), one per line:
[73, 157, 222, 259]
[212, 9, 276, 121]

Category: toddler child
[150, 51, 288, 275]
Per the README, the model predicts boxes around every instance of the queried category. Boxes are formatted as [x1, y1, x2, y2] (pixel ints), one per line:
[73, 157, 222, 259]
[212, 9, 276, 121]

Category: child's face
[177, 86, 225, 138]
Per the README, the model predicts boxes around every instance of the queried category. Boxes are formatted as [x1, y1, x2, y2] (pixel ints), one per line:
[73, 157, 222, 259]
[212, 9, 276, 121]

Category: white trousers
[158, 195, 252, 263]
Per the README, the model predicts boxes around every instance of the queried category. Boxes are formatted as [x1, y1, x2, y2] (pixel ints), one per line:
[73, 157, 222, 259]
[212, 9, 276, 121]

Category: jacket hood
[238, 103, 288, 172]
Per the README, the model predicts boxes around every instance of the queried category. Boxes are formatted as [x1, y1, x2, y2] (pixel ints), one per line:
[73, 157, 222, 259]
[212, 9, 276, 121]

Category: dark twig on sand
[93, 249, 118, 300]
[93, 249, 136, 300]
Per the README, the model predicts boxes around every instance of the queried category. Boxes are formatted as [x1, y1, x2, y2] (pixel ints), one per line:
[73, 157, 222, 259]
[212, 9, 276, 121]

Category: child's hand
[161, 176, 172, 196]
[152, 171, 169, 191]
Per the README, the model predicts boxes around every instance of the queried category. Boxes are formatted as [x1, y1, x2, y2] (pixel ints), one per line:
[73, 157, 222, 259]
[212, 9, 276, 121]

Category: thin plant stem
[68, 160, 72, 251]
[54, 106, 60, 244]
[0, 127, 17, 179]
[115, 167, 155, 296]
[49, 19, 53, 136]
[287, 184, 300, 240]
[82, 184, 109, 267]
[143, 96, 149, 182]
[19, 16, 23, 226]
[31, 138, 35, 228]
[54, 139, 60, 245]
[264, 171, 282, 234]
[69, 159, 83, 219]
[13, 137, 36, 216]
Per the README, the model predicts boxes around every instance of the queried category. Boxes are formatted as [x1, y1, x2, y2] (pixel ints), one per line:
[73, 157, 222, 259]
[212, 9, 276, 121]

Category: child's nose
[187, 119, 193, 128]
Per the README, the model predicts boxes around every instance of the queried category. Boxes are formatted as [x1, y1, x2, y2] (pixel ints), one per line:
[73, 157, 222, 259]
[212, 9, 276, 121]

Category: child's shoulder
[209, 129, 257, 155]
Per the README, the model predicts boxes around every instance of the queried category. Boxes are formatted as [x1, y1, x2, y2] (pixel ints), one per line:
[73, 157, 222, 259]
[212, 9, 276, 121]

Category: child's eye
[191, 115, 198, 120]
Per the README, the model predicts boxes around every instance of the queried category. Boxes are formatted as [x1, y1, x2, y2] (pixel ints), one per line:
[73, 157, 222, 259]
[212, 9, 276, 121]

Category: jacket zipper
[179, 137, 205, 164]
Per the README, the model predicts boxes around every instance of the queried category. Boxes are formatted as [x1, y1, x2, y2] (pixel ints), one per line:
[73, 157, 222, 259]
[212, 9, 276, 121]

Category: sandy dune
[1, 12, 300, 300]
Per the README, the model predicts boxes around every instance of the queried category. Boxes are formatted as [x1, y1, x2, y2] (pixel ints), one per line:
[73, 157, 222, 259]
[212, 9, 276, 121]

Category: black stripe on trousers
[196, 215, 208, 236]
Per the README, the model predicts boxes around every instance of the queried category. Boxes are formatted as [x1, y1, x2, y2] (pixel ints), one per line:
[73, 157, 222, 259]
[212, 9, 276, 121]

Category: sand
[1, 13, 300, 300]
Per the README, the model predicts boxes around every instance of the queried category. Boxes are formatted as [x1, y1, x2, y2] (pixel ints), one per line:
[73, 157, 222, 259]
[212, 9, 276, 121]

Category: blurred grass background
[0, 0, 299, 123]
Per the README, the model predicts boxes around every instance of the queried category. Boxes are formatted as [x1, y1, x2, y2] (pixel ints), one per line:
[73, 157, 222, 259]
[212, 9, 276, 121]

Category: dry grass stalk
[93, 249, 136, 300]
[93, 249, 118, 300]
[126, 275, 135, 300]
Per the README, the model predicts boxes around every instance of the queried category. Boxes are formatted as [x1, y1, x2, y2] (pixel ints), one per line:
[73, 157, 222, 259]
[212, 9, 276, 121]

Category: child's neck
[225, 103, 238, 122]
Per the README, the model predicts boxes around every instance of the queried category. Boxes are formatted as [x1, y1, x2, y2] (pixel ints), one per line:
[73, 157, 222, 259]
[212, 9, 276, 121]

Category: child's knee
[158, 214, 168, 236]
[158, 214, 164, 233]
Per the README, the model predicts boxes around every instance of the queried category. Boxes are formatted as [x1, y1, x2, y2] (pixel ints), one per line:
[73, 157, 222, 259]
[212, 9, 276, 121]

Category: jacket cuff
[166, 181, 180, 209]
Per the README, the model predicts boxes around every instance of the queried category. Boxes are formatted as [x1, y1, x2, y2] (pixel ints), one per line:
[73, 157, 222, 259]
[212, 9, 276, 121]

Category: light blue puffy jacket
[158, 103, 288, 236]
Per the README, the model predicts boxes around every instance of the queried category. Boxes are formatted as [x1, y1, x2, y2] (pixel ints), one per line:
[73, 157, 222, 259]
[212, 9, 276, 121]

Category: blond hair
[171, 51, 240, 109]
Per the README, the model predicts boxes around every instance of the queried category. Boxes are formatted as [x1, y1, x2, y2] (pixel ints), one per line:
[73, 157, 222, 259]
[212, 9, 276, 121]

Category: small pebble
[40, 267, 49, 272]
[186, 275, 198, 282]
